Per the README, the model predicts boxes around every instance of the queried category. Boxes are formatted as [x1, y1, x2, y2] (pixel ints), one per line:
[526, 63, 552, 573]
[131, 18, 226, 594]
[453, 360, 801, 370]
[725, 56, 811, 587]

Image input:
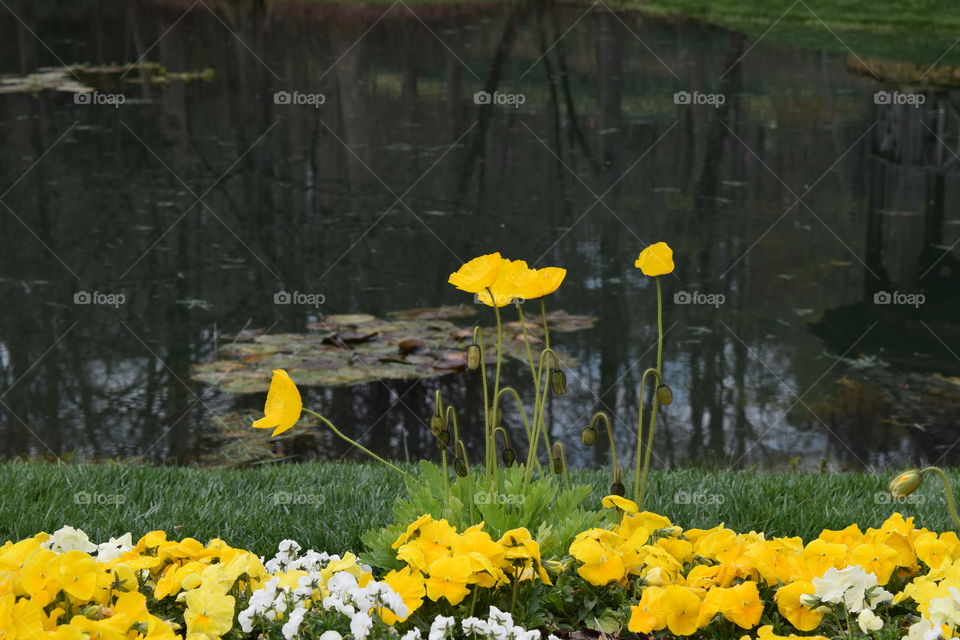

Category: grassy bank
[631, 0, 960, 65]
[1, 462, 955, 554]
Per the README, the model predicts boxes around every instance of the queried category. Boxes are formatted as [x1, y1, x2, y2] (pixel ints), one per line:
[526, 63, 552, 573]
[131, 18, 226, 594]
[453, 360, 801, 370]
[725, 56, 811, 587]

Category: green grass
[617, 0, 960, 65]
[1, 462, 955, 555]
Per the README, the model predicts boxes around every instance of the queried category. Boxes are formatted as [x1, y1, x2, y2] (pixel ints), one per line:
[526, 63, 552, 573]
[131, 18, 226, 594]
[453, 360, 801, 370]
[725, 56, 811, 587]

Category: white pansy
[319, 632, 343, 640]
[350, 611, 374, 640]
[429, 615, 456, 640]
[94, 533, 133, 563]
[462, 617, 487, 635]
[44, 526, 98, 553]
[401, 629, 423, 640]
[857, 609, 883, 633]
[282, 606, 308, 640]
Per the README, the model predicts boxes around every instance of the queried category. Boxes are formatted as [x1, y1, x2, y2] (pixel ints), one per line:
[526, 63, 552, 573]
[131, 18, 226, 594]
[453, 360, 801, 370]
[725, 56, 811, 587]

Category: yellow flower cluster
[567, 499, 957, 638]
[390, 515, 551, 610]
[447, 253, 566, 306]
[0, 529, 263, 640]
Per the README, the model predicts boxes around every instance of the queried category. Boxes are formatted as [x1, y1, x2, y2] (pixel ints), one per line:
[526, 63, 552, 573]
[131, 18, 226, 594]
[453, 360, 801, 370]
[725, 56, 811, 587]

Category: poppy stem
[920, 467, 960, 529]
[302, 408, 411, 478]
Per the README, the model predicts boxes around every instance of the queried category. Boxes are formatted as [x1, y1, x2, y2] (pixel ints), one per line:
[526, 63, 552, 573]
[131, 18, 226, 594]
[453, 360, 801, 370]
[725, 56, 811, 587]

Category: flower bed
[3, 500, 957, 639]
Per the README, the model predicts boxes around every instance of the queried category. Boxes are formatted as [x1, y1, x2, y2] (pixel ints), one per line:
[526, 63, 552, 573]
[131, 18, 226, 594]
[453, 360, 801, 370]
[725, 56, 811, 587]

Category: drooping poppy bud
[467, 344, 482, 370]
[429, 414, 446, 437]
[502, 447, 516, 467]
[454, 457, 468, 477]
[581, 426, 597, 446]
[610, 465, 625, 497]
[656, 384, 673, 406]
[551, 442, 565, 474]
[550, 370, 567, 396]
[889, 469, 924, 498]
[435, 430, 450, 449]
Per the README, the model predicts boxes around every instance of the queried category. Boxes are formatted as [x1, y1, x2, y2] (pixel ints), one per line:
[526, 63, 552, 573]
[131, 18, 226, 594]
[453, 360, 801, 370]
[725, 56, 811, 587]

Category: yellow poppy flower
[448, 253, 502, 294]
[475, 258, 529, 307]
[183, 588, 236, 638]
[425, 555, 472, 605]
[634, 242, 674, 276]
[628, 586, 666, 633]
[252, 369, 303, 436]
[514, 267, 566, 300]
[774, 580, 823, 632]
[660, 585, 703, 636]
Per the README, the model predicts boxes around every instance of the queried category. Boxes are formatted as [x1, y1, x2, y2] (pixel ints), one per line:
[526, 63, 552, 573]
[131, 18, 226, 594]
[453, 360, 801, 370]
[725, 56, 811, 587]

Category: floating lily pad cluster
[190, 305, 596, 394]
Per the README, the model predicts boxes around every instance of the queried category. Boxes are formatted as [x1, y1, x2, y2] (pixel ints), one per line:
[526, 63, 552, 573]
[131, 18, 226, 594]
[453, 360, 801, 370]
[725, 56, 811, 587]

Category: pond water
[1, 0, 959, 471]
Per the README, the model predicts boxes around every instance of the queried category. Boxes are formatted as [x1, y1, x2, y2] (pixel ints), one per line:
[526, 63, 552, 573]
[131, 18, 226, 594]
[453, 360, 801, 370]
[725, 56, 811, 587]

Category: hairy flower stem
[490, 291, 505, 485]
[633, 368, 661, 506]
[302, 408, 411, 478]
[473, 325, 493, 480]
[494, 387, 534, 452]
[920, 467, 960, 528]
[523, 348, 559, 487]
[516, 303, 553, 459]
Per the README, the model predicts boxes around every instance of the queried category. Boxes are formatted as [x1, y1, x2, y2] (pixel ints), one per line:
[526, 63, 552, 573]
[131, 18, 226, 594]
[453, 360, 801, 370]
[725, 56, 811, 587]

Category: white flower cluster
[457, 607, 551, 640]
[41, 526, 134, 563]
[241, 540, 407, 640]
[801, 566, 892, 633]
[901, 587, 960, 640]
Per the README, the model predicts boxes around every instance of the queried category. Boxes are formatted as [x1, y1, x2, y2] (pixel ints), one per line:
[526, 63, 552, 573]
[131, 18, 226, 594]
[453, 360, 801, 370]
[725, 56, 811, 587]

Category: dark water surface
[1, 0, 960, 470]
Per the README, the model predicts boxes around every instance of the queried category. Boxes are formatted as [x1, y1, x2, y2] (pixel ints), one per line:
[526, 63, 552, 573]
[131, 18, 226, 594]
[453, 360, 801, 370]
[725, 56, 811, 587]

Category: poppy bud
[435, 430, 450, 449]
[656, 384, 673, 406]
[581, 426, 597, 446]
[550, 370, 567, 396]
[889, 469, 924, 498]
[610, 465, 625, 497]
[502, 447, 516, 467]
[429, 414, 446, 437]
[467, 344, 482, 370]
[454, 457, 468, 477]
[551, 442, 565, 474]
[494, 406, 503, 427]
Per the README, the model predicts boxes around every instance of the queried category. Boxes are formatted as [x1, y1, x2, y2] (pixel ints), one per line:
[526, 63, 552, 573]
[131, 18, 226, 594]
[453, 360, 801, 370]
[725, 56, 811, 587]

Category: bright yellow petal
[634, 242, 675, 276]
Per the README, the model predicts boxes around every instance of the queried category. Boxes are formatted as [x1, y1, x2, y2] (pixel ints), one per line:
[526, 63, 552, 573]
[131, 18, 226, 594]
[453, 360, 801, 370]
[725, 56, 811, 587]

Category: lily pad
[191, 307, 596, 393]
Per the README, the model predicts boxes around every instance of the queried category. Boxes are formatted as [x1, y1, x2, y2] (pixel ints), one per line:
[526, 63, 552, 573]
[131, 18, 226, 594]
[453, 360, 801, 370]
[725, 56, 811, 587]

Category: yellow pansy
[425, 555, 472, 605]
[601, 495, 638, 514]
[635, 242, 674, 276]
[380, 567, 424, 624]
[252, 369, 303, 436]
[628, 586, 666, 633]
[850, 542, 899, 585]
[719, 581, 763, 629]
[448, 253, 502, 294]
[569, 530, 625, 586]
[660, 585, 702, 636]
[775, 580, 823, 632]
[183, 588, 236, 638]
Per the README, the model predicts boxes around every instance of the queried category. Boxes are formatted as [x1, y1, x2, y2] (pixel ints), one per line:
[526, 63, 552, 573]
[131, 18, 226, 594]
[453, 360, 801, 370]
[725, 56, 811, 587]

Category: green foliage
[361, 461, 603, 570]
